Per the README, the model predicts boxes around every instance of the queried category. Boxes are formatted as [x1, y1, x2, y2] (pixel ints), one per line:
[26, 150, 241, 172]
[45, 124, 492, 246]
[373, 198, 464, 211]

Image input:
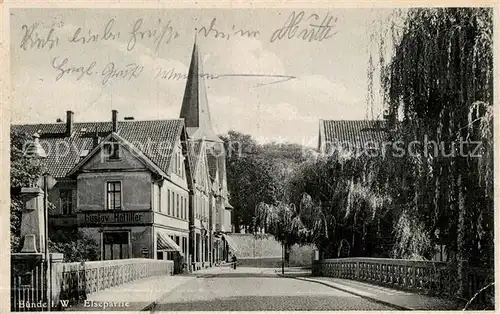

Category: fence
[312, 258, 493, 307]
[52, 258, 174, 307]
[11, 256, 47, 312]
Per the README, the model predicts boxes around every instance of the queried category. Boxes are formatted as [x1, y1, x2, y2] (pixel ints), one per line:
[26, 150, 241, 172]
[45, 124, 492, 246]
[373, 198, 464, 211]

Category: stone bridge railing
[52, 258, 174, 307]
[312, 258, 493, 306]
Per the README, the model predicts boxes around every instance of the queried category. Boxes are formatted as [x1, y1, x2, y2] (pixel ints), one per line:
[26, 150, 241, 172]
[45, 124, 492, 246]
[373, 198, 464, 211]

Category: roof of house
[320, 120, 388, 150]
[11, 119, 184, 179]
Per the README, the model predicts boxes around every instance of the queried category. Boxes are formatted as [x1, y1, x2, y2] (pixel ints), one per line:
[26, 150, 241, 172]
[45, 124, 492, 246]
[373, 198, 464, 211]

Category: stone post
[19, 187, 46, 254]
[49, 253, 64, 309]
[11, 185, 49, 310]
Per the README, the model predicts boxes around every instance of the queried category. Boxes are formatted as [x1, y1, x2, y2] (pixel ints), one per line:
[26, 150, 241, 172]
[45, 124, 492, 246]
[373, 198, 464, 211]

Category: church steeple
[180, 34, 222, 143]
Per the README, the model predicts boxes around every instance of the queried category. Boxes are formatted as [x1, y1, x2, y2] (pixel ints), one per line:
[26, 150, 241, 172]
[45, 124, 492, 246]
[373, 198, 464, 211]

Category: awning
[223, 235, 240, 254]
[224, 199, 234, 210]
[157, 231, 184, 256]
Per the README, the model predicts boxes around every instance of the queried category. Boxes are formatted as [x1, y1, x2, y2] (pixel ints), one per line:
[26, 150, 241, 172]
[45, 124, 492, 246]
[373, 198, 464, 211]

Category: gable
[68, 132, 167, 177]
[196, 148, 210, 192]
[81, 140, 148, 171]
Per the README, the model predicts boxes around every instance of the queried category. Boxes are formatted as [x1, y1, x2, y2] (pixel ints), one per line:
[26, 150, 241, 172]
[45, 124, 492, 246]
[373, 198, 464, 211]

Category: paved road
[152, 271, 394, 311]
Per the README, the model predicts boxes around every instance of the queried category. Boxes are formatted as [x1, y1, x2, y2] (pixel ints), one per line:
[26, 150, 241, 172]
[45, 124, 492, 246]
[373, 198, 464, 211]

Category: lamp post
[40, 172, 56, 311]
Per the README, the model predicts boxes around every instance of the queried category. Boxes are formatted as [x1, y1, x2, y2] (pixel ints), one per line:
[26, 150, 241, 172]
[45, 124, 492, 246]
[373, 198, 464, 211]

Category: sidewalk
[285, 275, 463, 310]
[65, 275, 194, 311]
[195, 265, 279, 276]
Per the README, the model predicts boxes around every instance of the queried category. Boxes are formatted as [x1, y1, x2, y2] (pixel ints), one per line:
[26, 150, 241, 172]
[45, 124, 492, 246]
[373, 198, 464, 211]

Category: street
[151, 269, 394, 311]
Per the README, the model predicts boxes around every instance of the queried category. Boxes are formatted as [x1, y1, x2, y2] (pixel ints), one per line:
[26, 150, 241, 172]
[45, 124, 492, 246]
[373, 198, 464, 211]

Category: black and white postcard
[2, 1, 497, 312]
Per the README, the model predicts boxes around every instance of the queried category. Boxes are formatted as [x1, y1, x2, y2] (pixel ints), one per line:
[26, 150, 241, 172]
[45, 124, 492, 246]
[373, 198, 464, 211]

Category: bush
[49, 229, 100, 262]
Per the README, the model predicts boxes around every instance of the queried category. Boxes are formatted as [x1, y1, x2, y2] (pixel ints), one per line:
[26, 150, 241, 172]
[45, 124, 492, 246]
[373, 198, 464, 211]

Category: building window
[176, 194, 179, 218]
[104, 141, 120, 160]
[184, 197, 188, 220]
[181, 195, 184, 219]
[167, 190, 171, 215]
[158, 186, 162, 213]
[172, 192, 175, 217]
[103, 232, 129, 260]
[60, 189, 73, 214]
[107, 181, 121, 210]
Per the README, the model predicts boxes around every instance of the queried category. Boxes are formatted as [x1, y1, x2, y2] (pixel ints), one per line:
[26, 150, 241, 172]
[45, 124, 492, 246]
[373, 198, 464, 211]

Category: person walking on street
[231, 254, 237, 270]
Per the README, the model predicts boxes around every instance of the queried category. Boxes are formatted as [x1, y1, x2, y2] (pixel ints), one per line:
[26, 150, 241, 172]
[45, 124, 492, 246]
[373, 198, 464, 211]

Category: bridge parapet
[312, 258, 492, 306]
[52, 258, 174, 307]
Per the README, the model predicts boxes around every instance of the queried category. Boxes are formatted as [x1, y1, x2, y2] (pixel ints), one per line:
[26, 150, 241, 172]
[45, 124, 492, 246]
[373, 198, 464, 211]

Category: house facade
[12, 40, 233, 270]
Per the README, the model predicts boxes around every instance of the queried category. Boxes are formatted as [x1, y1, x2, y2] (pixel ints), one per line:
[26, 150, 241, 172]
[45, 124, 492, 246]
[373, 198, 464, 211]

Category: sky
[10, 8, 393, 146]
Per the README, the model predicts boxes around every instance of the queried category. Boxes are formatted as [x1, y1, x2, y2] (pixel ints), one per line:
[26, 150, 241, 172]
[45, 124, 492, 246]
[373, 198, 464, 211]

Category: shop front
[77, 210, 155, 260]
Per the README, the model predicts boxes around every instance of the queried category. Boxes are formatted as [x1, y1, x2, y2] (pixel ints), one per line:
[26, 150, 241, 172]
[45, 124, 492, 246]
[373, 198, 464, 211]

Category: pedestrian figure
[231, 254, 237, 270]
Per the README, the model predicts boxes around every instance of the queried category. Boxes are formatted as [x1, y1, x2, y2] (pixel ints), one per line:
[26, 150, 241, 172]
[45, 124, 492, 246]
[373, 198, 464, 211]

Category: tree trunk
[457, 173, 466, 298]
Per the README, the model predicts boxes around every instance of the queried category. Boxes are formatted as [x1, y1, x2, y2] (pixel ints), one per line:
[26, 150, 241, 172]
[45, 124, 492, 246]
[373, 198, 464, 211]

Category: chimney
[112, 110, 118, 132]
[66, 111, 74, 136]
[93, 127, 100, 148]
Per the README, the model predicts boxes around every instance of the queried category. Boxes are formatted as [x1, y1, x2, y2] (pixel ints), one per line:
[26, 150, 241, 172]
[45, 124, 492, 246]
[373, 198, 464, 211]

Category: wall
[289, 244, 315, 267]
[237, 257, 282, 268]
[77, 172, 152, 211]
[222, 208, 231, 232]
[227, 234, 314, 267]
[160, 178, 189, 222]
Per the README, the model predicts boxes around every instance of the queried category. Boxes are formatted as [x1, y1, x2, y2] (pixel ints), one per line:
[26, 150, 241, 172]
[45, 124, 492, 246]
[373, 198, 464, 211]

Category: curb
[278, 275, 412, 311]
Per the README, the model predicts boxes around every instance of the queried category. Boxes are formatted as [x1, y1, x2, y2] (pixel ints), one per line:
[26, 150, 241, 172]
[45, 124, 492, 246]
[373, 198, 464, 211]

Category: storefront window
[103, 232, 129, 260]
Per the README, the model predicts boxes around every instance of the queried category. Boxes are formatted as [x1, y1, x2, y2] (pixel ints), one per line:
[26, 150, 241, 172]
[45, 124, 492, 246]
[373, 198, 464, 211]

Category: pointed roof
[67, 132, 168, 178]
[180, 36, 222, 143]
[12, 119, 184, 178]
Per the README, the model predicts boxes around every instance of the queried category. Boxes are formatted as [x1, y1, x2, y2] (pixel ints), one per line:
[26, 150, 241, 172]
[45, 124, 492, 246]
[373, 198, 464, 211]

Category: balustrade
[54, 258, 174, 305]
[313, 257, 492, 304]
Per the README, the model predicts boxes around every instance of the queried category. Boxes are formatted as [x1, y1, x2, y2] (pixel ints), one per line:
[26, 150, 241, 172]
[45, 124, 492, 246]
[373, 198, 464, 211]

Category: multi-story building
[11, 40, 233, 270]
[179, 40, 233, 269]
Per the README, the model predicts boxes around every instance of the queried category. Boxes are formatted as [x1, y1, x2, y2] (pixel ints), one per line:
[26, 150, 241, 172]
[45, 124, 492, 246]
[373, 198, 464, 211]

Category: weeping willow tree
[281, 149, 394, 259]
[368, 7, 494, 298]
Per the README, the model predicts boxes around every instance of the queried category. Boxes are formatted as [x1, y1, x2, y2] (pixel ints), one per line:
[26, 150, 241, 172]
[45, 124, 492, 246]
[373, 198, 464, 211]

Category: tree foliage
[221, 131, 309, 233]
[372, 8, 494, 266]
[49, 229, 100, 262]
[10, 131, 43, 251]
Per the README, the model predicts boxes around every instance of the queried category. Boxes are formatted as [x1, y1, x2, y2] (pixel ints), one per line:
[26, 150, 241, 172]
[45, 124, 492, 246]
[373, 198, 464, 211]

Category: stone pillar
[49, 253, 64, 309]
[19, 187, 46, 254]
